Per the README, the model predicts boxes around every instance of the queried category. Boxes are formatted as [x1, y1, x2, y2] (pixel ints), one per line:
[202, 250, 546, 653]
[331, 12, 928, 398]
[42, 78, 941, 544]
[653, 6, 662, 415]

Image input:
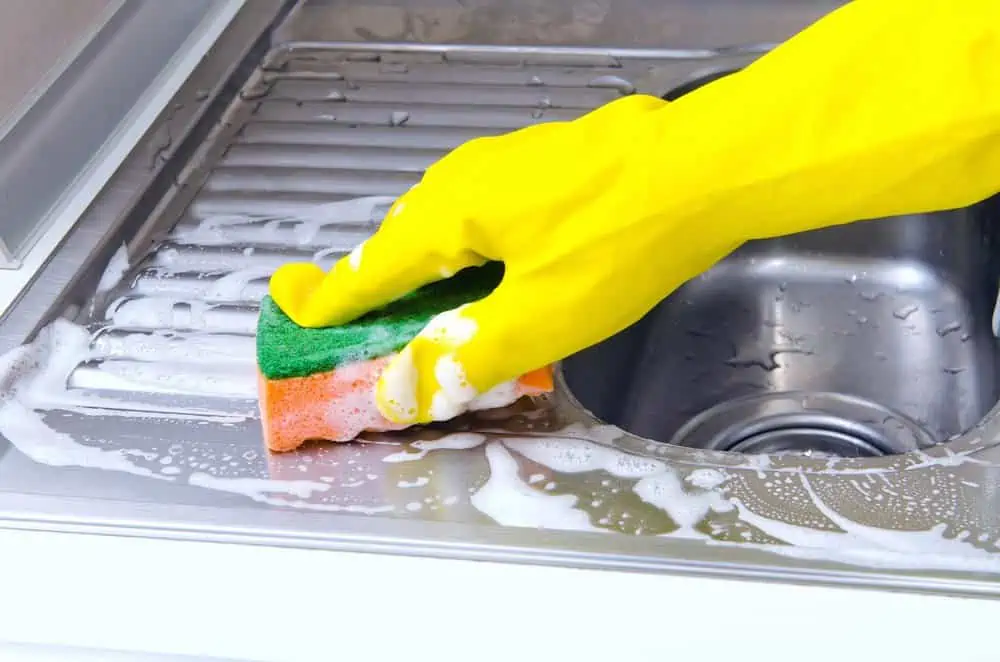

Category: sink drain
[671, 392, 936, 458]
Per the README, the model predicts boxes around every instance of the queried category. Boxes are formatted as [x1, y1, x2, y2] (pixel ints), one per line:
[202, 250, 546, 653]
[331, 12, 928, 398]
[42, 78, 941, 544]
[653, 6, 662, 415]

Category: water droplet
[936, 321, 961, 337]
[527, 75, 544, 86]
[943, 366, 966, 375]
[327, 89, 346, 102]
[777, 282, 788, 292]
[389, 111, 410, 126]
[587, 75, 637, 95]
[859, 290, 881, 301]
[893, 304, 919, 320]
[531, 109, 545, 119]
[856, 316, 869, 324]
[537, 96, 553, 109]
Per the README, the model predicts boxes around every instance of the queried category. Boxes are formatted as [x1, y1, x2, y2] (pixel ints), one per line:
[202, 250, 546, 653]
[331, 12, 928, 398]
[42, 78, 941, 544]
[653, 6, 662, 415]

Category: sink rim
[553, 364, 1000, 473]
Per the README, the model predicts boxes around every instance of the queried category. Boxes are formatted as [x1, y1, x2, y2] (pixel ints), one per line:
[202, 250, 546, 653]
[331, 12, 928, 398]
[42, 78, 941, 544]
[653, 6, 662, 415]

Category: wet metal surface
[565, 210, 1000, 452]
[1, 0, 1000, 599]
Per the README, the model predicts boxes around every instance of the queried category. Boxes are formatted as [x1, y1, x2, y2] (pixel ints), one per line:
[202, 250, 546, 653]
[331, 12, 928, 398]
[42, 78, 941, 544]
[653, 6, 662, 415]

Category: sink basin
[563, 204, 1000, 456]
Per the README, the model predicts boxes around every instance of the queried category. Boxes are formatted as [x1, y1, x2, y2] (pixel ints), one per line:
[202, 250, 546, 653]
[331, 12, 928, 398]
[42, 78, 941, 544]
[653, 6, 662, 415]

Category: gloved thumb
[374, 262, 619, 425]
[374, 278, 524, 424]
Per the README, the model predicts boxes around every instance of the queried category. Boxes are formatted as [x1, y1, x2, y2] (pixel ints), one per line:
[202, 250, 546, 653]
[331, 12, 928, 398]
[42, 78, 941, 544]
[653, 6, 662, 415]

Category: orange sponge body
[259, 357, 553, 452]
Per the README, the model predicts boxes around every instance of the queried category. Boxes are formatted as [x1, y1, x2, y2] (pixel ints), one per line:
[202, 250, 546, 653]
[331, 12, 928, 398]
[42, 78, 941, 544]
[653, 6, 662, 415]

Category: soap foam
[95, 243, 130, 294]
[92, 331, 254, 366]
[0, 317, 385, 510]
[173, 196, 395, 247]
[634, 470, 734, 536]
[382, 433, 488, 463]
[96, 360, 257, 399]
[486, 426, 1000, 571]
[202, 267, 275, 303]
[0, 399, 155, 477]
[470, 442, 602, 532]
[687, 468, 728, 490]
[505, 434, 665, 478]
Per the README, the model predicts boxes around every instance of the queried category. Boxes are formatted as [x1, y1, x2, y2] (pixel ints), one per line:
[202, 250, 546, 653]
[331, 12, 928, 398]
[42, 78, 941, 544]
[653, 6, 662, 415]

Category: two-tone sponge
[256, 262, 553, 452]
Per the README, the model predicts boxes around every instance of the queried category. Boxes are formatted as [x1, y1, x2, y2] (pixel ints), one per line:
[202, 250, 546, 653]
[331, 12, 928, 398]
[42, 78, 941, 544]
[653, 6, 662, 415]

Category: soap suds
[382, 433, 488, 463]
[377, 345, 419, 422]
[470, 442, 602, 532]
[0, 400, 154, 477]
[505, 434, 665, 478]
[172, 196, 395, 247]
[95, 360, 257, 399]
[736, 493, 1000, 572]
[96, 243, 130, 294]
[737, 474, 1000, 569]
[486, 426, 1000, 572]
[0, 317, 387, 511]
[687, 468, 728, 490]
[429, 354, 477, 421]
[203, 267, 275, 303]
[188, 472, 392, 513]
[93, 331, 254, 366]
[468, 379, 520, 412]
[634, 470, 734, 537]
[188, 473, 329, 499]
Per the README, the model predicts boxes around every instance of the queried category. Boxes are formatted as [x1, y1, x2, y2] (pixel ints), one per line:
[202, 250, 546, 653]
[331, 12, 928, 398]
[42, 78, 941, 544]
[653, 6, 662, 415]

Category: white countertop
[0, 528, 995, 661]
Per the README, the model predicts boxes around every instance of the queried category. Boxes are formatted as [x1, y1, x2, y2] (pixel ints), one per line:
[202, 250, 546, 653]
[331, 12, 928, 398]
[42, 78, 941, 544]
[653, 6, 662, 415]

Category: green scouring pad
[256, 262, 504, 381]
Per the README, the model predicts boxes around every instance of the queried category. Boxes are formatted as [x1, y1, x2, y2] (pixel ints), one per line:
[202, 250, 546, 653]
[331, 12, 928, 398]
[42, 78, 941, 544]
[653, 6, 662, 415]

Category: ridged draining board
[78, 46, 651, 420]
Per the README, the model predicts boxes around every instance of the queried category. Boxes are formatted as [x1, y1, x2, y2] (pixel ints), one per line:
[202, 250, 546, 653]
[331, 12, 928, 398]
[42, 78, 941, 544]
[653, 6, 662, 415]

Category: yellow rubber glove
[271, 0, 1000, 426]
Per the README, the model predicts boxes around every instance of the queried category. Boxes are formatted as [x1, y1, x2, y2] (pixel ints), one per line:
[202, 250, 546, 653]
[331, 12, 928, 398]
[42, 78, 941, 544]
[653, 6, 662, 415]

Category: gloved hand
[270, 93, 721, 424]
[271, 0, 1000, 426]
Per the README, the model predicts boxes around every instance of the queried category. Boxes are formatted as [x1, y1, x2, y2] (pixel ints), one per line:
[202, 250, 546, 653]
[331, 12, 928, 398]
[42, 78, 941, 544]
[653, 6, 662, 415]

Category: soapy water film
[1, 196, 999, 573]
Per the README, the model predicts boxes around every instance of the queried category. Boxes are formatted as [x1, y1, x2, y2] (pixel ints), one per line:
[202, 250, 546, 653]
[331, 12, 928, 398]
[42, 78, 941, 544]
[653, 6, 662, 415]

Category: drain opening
[671, 392, 936, 458]
[716, 415, 895, 458]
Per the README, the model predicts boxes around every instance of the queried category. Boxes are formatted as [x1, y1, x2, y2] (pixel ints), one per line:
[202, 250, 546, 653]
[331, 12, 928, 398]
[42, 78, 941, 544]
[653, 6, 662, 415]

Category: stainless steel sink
[564, 206, 1000, 456]
[3, 0, 1000, 601]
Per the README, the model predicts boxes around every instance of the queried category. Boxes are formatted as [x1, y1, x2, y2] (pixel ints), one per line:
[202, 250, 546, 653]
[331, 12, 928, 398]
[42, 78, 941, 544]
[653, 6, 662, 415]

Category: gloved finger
[269, 185, 484, 328]
[373, 266, 644, 425]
